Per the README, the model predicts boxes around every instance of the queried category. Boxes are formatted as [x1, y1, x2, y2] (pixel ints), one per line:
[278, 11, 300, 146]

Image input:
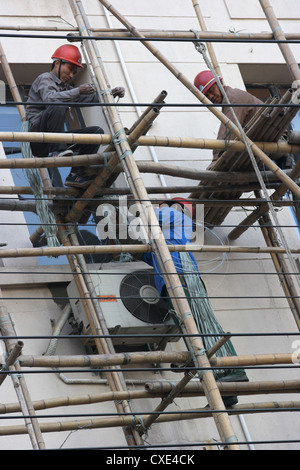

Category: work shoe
[64, 173, 93, 189]
[48, 149, 74, 158]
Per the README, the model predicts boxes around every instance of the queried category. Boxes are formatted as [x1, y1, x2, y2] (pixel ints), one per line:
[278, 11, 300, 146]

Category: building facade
[0, 0, 299, 450]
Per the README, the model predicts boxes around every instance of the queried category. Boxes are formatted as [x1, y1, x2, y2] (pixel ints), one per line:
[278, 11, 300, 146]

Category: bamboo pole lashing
[140, 335, 233, 432]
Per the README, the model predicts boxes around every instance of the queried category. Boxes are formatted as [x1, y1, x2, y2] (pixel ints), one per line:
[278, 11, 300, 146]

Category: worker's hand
[78, 83, 95, 95]
[112, 87, 125, 99]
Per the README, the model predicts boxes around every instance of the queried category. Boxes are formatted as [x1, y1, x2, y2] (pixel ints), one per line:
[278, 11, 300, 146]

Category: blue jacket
[143, 206, 200, 293]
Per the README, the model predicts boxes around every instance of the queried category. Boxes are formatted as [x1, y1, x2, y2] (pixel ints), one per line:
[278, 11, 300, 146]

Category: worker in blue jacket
[143, 197, 199, 295]
[143, 197, 248, 406]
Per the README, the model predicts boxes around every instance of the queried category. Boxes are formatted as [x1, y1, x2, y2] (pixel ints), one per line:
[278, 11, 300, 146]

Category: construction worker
[194, 70, 289, 170]
[142, 197, 198, 296]
[143, 197, 248, 406]
[25, 44, 125, 188]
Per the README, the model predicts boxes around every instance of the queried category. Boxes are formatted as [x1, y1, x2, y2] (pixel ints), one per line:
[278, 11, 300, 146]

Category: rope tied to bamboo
[20, 121, 60, 249]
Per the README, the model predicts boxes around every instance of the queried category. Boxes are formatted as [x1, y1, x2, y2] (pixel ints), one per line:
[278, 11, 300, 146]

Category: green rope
[20, 121, 60, 249]
[179, 251, 248, 383]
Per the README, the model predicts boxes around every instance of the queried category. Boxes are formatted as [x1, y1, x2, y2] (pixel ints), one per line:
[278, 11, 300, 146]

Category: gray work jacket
[25, 71, 99, 124]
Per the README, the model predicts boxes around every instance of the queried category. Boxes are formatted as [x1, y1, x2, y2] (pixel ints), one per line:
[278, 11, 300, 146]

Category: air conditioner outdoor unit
[67, 262, 179, 349]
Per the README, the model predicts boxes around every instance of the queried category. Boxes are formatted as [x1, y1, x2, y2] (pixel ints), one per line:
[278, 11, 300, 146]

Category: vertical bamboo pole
[97, 0, 240, 450]
[259, 0, 300, 85]
[67, 0, 145, 447]
[257, 207, 300, 330]
[57, 222, 143, 447]
[191, 0, 223, 79]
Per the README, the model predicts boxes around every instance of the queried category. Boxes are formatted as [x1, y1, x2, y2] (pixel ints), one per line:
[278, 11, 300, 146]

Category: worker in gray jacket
[26, 44, 125, 188]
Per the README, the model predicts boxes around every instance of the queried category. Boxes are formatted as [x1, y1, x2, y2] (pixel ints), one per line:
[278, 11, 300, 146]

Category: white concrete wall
[0, 0, 299, 450]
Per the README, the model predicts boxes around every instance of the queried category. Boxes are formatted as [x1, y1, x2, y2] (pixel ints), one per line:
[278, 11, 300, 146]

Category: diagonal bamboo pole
[97, 0, 300, 199]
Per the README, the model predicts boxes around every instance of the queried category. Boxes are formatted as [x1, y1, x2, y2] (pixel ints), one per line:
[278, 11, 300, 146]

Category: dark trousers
[29, 105, 104, 177]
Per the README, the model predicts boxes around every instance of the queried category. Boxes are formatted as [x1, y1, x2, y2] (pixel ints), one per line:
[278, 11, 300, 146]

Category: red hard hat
[159, 197, 193, 216]
[194, 70, 218, 95]
[51, 44, 84, 68]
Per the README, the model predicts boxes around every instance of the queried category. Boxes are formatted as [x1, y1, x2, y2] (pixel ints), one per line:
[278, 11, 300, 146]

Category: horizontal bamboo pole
[146, 379, 300, 396]
[0, 198, 294, 215]
[0, 244, 300, 260]
[1, 379, 299, 416]
[18, 351, 299, 369]
[0, 243, 300, 260]
[0, 401, 299, 437]
[2, 131, 300, 154]
[1, 24, 300, 40]
[0, 152, 295, 185]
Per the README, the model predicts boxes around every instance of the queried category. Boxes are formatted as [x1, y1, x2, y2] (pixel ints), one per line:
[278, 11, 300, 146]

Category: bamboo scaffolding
[0, 401, 299, 439]
[0, 1, 299, 451]
[75, 0, 241, 449]
[259, 0, 300, 84]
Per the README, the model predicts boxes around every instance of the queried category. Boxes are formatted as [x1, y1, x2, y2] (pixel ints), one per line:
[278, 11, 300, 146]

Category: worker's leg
[29, 105, 68, 156]
[64, 126, 104, 188]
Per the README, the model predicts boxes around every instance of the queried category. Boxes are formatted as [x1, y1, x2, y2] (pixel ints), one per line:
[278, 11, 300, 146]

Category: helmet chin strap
[58, 60, 63, 81]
